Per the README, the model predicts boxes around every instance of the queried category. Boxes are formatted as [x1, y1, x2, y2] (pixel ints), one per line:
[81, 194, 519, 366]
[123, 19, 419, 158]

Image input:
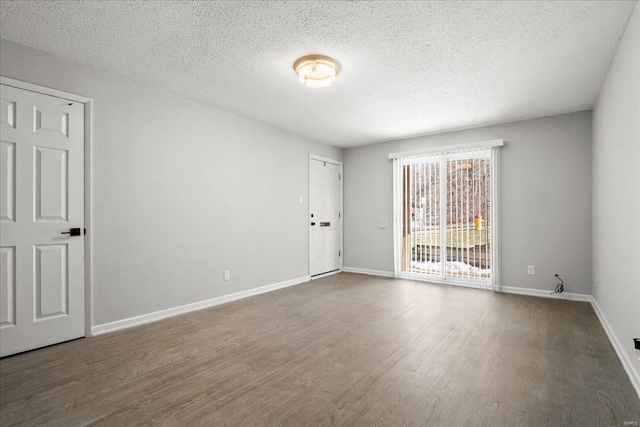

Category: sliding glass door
[393, 145, 499, 289]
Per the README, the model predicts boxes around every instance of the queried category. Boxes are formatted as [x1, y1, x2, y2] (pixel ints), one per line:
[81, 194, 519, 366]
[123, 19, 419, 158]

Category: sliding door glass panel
[443, 149, 491, 286]
[395, 148, 493, 289]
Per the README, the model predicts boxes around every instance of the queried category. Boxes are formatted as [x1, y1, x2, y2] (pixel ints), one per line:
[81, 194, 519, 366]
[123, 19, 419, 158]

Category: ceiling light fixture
[293, 54, 340, 88]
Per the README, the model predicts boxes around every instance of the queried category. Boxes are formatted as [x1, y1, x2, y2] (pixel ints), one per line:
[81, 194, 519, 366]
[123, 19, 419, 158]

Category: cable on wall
[551, 274, 564, 294]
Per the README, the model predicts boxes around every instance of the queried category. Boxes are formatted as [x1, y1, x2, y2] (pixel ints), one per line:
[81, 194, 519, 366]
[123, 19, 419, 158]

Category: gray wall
[0, 39, 342, 327]
[344, 111, 593, 295]
[593, 3, 640, 391]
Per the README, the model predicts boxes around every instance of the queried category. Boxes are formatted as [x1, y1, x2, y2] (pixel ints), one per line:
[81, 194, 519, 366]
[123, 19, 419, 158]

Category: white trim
[491, 147, 501, 291]
[342, 267, 395, 278]
[308, 155, 344, 276]
[388, 139, 504, 159]
[1, 76, 95, 338]
[310, 269, 341, 280]
[500, 286, 592, 302]
[92, 275, 311, 336]
[392, 159, 400, 277]
[590, 297, 640, 399]
[83, 101, 94, 337]
[0, 76, 91, 103]
[309, 154, 342, 166]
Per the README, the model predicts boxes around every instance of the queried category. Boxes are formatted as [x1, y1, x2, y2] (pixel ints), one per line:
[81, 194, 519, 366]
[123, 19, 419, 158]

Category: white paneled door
[0, 84, 85, 357]
[309, 157, 342, 277]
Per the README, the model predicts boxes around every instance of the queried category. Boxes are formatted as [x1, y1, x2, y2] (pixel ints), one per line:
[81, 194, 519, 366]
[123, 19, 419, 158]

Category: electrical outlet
[594, 277, 598, 288]
[224, 270, 230, 281]
[299, 195, 304, 204]
[527, 265, 535, 275]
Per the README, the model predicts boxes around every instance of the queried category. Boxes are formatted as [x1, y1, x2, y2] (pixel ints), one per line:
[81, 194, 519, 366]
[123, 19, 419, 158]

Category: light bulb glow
[303, 75, 333, 88]
[293, 55, 340, 88]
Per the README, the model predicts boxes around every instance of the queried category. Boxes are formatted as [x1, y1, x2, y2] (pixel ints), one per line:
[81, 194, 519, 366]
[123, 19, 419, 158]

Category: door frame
[308, 154, 343, 279]
[1, 76, 94, 337]
[391, 140, 502, 290]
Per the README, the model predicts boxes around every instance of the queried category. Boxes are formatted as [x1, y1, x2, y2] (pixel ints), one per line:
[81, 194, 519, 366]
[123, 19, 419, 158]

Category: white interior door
[1, 84, 85, 357]
[309, 157, 342, 277]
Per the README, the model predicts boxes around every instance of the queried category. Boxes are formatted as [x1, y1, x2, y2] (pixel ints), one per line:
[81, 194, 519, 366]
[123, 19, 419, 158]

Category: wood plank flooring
[1, 273, 639, 426]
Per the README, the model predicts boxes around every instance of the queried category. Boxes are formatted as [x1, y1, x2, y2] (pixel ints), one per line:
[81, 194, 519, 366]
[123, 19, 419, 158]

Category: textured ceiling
[0, 1, 636, 147]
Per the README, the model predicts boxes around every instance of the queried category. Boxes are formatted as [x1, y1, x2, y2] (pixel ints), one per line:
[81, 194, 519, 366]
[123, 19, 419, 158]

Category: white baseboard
[342, 267, 395, 278]
[500, 285, 592, 302]
[91, 275, 311, 336]
[590, 297, 640, 399]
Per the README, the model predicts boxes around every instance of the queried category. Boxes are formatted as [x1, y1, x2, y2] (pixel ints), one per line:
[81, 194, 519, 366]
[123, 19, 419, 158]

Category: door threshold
[310, 269, 341, 280]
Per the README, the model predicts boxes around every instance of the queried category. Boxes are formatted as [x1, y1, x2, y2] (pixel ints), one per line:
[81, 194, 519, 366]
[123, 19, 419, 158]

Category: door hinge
[339, 250, 341, 257]
[338, 212, 341, 219]
[339, 174, 341, 180]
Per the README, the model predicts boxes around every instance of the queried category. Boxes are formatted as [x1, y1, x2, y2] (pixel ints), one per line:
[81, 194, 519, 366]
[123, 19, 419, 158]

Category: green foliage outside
[411, 225, 491, 249]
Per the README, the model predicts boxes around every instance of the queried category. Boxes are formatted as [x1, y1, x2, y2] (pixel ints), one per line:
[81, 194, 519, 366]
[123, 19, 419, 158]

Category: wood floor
[1, 273, 638, 426]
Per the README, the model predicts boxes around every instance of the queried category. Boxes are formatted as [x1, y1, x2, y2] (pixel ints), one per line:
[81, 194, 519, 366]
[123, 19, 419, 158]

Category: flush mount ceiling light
[293, 54, 340, 88]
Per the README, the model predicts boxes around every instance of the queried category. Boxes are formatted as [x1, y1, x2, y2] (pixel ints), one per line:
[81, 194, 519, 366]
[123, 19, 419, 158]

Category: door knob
[61, 228, 84, 236]
[311, 222, 316, 226]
